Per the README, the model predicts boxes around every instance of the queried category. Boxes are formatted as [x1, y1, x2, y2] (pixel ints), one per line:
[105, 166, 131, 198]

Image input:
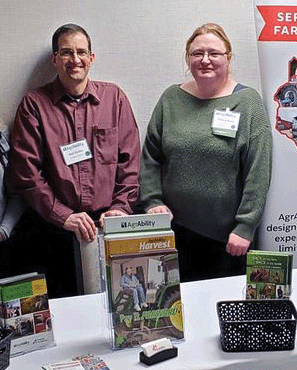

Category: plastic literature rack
[0, 329, 13, 370]
[217, 299, 297, 352]
[0, 272, 55, 357]
[102, 213, 184, 349]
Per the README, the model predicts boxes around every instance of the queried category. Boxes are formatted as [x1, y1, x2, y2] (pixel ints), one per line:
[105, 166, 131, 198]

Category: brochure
[42, 354, 110, 370]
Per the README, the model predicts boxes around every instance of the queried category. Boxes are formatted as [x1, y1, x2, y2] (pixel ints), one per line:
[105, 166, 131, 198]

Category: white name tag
[60, 138, 92, 165]
[212, 108, 240, 138]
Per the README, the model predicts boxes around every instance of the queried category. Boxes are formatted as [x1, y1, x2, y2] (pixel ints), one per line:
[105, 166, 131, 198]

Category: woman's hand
[226, 233, 250, 256]
[147, 205, 173, 220]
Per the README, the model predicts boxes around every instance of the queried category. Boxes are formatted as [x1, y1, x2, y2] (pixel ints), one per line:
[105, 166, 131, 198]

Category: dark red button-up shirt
[10, 77, 140, 227]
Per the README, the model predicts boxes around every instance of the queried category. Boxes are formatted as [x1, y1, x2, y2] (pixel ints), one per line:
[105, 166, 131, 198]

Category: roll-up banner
[254, 0, 297, 266]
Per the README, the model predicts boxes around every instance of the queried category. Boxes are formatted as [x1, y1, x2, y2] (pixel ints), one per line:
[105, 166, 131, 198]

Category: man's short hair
[52, 24, 92, 53]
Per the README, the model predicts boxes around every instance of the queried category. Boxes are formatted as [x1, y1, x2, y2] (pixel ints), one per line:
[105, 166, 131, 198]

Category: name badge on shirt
[211, 108, 240, 138]
[60, 138, 92, 166]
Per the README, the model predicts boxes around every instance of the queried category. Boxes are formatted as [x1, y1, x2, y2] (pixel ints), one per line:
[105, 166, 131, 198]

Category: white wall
[0, 0, 260, 143]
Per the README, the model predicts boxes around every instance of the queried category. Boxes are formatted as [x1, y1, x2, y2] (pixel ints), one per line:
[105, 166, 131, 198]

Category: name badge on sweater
[60, 138, 92, 165]
[211, 108, 240, 138]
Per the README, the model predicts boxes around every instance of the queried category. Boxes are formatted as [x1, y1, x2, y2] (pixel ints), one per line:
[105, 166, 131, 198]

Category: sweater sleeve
[0, 196, 24, 240]
[0, 127, 25, 240]
[140, 97, 165, 211]
[232, 92, 272, 241]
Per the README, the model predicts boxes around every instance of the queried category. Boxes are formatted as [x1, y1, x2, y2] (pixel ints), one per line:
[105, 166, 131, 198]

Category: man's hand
[226, 233, 251, 256]
[147, 205, 173, 220]
[63, 212, 96, 242]
[99, 209, 127, 227]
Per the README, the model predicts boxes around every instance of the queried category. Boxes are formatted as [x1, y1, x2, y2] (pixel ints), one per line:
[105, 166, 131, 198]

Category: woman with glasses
[140, 23, 272, 282]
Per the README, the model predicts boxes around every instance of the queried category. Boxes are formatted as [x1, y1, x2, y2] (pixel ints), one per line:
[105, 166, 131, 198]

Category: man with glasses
[9, 24, 140, 297]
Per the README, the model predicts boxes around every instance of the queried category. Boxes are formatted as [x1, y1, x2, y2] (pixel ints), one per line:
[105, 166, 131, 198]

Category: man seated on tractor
[120, 267, 148, 311]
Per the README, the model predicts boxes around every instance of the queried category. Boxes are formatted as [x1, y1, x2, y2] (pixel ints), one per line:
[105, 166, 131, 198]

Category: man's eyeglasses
[189, 50, 228, 61]
[55, 48, 91, 60]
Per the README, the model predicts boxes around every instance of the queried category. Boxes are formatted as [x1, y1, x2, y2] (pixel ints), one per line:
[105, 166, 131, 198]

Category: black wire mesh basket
[217, 299, 297, 352]
[0, 329, 13, 370]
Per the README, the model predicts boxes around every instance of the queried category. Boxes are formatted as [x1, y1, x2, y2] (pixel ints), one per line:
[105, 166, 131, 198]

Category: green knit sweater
[140, 84, 272, 243]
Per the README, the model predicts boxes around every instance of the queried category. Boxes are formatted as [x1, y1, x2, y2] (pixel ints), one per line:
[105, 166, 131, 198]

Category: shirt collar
[52, 76, 101, 105]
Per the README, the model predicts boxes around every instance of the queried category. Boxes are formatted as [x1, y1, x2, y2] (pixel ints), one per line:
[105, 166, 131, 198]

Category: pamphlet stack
[0, 273, 55, 356]
[103, 214, 184, 349]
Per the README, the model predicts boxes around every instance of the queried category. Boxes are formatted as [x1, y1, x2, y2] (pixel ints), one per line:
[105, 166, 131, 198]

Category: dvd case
[246, 250, 293, 299]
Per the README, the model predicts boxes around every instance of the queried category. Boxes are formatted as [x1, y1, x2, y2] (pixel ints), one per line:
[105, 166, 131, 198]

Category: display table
[7, 271, 297, 370]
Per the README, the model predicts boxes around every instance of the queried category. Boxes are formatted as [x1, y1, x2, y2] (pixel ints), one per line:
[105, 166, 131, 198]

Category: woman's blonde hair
[185, 23, 232, 65]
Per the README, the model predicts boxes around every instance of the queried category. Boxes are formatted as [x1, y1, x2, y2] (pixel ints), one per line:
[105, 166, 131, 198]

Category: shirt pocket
[93, 127, 118, 164]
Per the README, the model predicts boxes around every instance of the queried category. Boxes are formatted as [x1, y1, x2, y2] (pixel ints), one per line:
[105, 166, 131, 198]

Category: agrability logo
[121, 220, 156, 229]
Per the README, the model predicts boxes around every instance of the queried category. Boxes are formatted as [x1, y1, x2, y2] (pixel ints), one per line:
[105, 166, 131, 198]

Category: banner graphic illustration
[254, 0, 297, 266]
